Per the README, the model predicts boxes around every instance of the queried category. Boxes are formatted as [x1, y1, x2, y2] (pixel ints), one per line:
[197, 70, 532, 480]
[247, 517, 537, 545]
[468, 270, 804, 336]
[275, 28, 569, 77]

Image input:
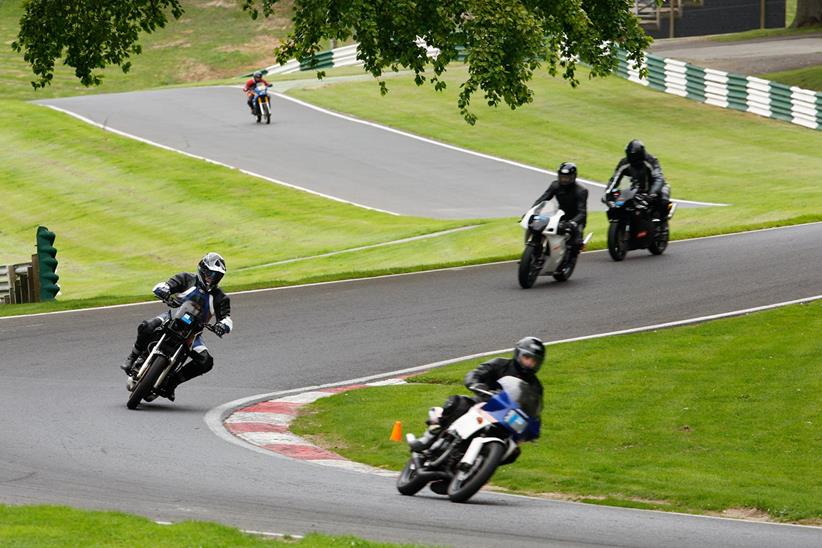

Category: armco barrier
[258, 43, 820, 131]
[615, 49, 821, 130]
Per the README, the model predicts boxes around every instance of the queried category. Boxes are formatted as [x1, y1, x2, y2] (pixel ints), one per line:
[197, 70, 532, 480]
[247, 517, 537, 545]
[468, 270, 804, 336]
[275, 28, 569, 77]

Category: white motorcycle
[397, 376, 541, 503]
[517, 198, 591, 288]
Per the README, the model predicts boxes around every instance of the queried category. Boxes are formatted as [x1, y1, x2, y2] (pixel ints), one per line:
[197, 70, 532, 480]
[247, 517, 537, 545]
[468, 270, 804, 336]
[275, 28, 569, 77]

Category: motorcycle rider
[532, 162, 588, 256]
[243, 71, 271, 116]
[408, 337, 545, 452]
[604, 139, 672, 226]
[120, 252, 232, 401]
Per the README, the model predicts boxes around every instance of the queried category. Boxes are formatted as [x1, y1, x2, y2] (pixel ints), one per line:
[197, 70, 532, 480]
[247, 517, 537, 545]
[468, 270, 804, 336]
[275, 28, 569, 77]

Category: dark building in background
[636, 0, 786, 38]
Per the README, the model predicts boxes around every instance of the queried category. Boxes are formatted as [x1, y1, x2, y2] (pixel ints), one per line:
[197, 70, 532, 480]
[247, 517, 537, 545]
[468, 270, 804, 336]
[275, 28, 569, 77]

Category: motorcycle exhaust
[414, 470, 452, 482]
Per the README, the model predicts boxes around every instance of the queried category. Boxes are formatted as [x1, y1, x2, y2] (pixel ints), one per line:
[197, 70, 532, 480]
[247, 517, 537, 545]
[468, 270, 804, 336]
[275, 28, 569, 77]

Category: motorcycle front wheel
[396, 456, 428, 496]
[263, 100, 271, 124]
[256, 101, 262, 123]
[608, 222, 627, 262]
[553, 250, 577, 282]
[126, 356, 168, 410]
[518, 244, 541, 289]
[447, 440, 505, 503]
[649, 223, 669, 255]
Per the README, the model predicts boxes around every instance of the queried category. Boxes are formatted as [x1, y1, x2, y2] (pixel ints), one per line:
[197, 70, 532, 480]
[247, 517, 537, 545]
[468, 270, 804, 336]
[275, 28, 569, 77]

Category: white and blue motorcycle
[517, 198, 591, 288]
[397, 376, 541, 503]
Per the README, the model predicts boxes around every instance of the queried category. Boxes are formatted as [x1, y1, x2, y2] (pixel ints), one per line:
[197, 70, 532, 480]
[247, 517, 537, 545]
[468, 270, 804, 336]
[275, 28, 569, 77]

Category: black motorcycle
[126, 296, 220, 409]
[604, 187, 675, 261]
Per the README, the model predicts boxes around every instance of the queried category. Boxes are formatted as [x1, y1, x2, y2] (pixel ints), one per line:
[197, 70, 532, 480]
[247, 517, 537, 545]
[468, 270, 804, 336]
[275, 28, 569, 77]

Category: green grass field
[0, 0, 294, 100]
[0, 504, 422, 547]
[292, 301, 822, 522]
[760, 65, 822, 91]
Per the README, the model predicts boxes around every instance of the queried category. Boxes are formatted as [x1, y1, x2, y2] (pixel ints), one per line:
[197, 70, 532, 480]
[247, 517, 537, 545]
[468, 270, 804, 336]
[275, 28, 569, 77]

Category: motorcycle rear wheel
[608, 222, 627, 262]
[518, 245, 541, 289]
[126, 356, 168, 410]
[396, 456, 428, 496]
[447, 441, 505, 503]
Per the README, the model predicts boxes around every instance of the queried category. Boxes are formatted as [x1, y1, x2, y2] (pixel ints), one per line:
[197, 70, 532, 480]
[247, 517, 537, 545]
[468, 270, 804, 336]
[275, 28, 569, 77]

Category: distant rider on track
[244, 71, 271, 116]
[604, 139, 672, 227]
[120, 253, 233, 401]
[533, 162, 588, 256]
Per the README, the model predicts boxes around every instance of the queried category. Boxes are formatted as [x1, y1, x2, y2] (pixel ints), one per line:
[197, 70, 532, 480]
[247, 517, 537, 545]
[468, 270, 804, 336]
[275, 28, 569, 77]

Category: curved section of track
[2, 224, 822, 547]
[38, 87, 719, 219]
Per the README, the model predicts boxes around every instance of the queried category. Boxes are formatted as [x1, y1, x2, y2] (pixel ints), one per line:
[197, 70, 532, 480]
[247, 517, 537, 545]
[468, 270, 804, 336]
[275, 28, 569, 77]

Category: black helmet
[253, 71, 263, 81]
[626, 139, 646, 168]
[557, 162, 577, 186]
[197, 252, 226, 291]
[513, 336, 546, 373]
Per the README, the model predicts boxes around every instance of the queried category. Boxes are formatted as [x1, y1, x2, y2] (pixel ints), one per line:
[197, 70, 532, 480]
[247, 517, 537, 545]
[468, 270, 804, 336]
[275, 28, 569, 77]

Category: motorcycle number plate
[503, 410, 527, 434]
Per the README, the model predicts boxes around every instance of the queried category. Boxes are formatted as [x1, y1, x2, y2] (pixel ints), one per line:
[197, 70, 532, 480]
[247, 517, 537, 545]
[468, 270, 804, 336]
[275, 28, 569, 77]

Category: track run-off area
[1, 88, 820, 547]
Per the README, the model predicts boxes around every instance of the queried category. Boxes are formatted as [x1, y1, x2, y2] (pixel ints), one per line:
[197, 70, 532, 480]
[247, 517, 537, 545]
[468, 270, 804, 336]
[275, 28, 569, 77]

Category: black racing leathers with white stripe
[153, 272, 232, 328]
[605, 153, 667, 196]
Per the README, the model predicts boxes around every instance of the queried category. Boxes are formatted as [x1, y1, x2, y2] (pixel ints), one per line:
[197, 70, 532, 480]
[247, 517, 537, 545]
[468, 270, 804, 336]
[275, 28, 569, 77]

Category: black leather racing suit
[438, 357, 544, 431]
[130, 272, 232, 387]
[533, 180, 588, 252]
[604, 153, 671, 222]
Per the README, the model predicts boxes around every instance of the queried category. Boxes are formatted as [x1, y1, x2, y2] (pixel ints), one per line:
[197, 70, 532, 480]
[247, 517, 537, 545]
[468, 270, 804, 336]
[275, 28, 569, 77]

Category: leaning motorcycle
[126, 294, 220, 410]
[397, 376, 541, 503]
[518, 198, 591, 288]
[252, 82, 272, 124]
[604, 187, 676, 261]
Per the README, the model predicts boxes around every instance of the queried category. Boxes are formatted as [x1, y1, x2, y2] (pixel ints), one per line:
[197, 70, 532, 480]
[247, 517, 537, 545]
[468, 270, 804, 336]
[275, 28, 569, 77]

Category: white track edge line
[38, 104, 400, 216]
[205, 293, 822, 530]
[237, 225, 479, 271]
[3, 220, 821, 321]
[155, 520, 303, 538]
[276, 92, 729, 208]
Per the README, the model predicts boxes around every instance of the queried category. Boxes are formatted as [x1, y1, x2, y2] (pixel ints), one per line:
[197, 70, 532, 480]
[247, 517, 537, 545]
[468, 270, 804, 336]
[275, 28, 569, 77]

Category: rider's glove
[153, 284, 171, 301]
[213, 322, 229, 337]
[568, 220, 578, 231]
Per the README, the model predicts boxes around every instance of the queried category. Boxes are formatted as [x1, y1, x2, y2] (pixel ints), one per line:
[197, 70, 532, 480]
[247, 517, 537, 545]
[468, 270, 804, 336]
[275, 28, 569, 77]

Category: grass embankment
[292, 301, 822, 522]
[0, 504, 421, 547]
[0, 99, 527, 317]
[0, 0, 295, 100]
[760, 65, 822, 92]
[287, 65, 822, 236]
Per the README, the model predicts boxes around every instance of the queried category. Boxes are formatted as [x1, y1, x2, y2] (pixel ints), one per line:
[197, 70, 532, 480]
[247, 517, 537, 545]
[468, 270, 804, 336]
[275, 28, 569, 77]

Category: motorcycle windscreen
[496, 376, 542, 418]
[532, 198, 560, 220]
[177, 289, 211, 325]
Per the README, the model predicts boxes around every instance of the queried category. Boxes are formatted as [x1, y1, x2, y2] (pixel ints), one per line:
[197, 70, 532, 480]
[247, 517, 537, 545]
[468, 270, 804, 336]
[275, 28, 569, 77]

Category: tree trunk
[792, 0, 822, 27]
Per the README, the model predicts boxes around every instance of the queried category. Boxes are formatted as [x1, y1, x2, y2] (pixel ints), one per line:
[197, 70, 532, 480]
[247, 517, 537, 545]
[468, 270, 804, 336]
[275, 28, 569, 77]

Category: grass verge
[709, 23, 822, 42]
[0, 0, 293, 101]
[759, 65, 822, 92]
[0, 504, 422, 547]
[292, 301, 822, 522]
[286, 65, 822, 236]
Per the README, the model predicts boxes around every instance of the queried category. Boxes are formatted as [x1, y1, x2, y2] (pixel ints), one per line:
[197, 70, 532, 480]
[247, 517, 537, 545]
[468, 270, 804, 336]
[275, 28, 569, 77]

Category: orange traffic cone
[389, 420, 403, 442]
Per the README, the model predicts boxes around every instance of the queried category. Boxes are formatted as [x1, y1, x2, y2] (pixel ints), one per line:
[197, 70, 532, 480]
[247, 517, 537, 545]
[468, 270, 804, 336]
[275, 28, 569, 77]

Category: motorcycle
[397, 376, 541, 503]
[517, 198, 592, 288]
[604, 187, 676, 261]
[252, 82, 272, 124]
[126, 293, 220, 410]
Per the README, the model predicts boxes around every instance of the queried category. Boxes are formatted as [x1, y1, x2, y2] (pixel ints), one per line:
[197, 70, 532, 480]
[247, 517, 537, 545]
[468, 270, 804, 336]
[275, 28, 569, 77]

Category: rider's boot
[120, 347, 140, 375]
[408, 425, 441, 452]
[158, 373, 182, 402]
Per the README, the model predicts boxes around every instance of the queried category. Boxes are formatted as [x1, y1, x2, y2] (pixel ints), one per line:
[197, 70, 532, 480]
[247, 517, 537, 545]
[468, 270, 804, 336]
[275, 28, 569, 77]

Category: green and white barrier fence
[615, 49, 821, 130]
[258, 43, 820, 130]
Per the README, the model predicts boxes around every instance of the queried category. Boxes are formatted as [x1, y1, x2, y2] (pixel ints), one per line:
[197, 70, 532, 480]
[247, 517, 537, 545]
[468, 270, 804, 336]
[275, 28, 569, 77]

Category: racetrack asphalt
[37, 86, 718, 220]
[2, 223, 822, 547]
